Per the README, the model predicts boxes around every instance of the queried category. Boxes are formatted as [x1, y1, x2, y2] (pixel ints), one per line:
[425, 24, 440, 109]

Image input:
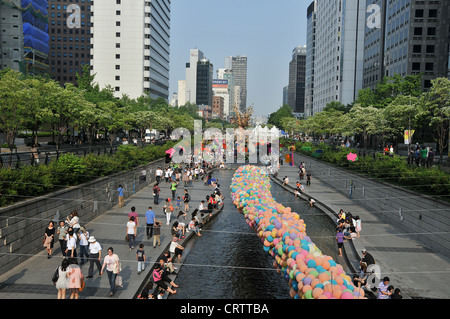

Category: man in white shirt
[155, 167, 163, 183]
[87, 236, 102, 278]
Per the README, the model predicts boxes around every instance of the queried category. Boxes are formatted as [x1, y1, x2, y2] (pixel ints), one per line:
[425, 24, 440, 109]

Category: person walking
[86, 236, 102, 278]
[128, 206, 139, 234]
[43, 221, 56, 259]
[155, 166, 163, 184]
[67, 258, 84, 299]
[136, 243, 146, 275]
[306, 172, 311, 186]
[126, 216, 137, 250]
[101, 247, 120, 297]
[153, 220, 161, 248]
[65, 229, 77, 259]
[117, 184, 125, 208]
[183, 189, 190, 212]
[171, 180, 178, 200]
[145, 206, 156, 239]
[153, 183, 161, 205]
[78, 227, 90, 264]
[57, 221, 68, 257]
[164, 198, 173, 225]
[54, 258, 70, 299]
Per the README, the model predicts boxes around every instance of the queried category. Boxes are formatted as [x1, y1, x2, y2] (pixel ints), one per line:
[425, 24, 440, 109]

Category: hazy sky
[169, 0, 310, 117]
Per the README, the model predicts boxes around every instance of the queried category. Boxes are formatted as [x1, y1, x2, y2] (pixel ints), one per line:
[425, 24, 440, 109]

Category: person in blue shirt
[117, 185, 125, 208]
[145, 207, 156, 239]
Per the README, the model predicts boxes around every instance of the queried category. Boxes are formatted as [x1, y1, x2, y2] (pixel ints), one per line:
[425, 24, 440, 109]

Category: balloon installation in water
[230, 165, 365, 299]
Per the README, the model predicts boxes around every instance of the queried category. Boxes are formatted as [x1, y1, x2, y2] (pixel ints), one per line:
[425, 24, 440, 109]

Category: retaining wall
[0, 158, 165, 274]
[293, 153, 450, 258]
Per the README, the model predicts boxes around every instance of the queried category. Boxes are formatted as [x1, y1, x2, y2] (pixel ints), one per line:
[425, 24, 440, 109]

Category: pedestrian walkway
[273, 155, 450, 299]
[0, 169, 221, 299]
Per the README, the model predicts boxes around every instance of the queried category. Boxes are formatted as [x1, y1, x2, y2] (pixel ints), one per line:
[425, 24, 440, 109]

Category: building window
[115, 65, 120, 70]
[412, 62, 420, 71]
[116, 43, 120, 48]
[413, 27, 422, 36]
[413, 45, 421, 53]
[116, 32, 120, 37]
[116, 10, 121, 15]
[428, 9, 437, 18]
[115, 87, 120, 91]
[116, 21, 120, 26]
[115, 76, 120, 80]
[415, 9, 424, 18]
[115, 54, 120, 59]
[426, 45, 435, 54]
[427, 27, 436, 36]
[425, 63, 434, 71]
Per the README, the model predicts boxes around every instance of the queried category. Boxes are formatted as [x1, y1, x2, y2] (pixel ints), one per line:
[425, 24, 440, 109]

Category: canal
[170, 167, 344, 299]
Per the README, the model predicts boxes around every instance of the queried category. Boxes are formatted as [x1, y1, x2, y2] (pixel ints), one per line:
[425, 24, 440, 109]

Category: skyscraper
[311, 0, 366, 114]
[90, 0, 171, 100]
[288, 45, 307, 116]
[196, 57, 213, 107]
[305, 0, 317, 117]
[0, 0, 49, 75]
[48, 0, 92, 85]
[364, 0, 450, 90]
[184, 48, 204, 104]
[225, 55, 247, 113]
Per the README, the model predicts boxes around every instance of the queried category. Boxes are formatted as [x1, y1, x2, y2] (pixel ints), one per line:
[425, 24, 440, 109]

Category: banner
[404, 130, 415, 144]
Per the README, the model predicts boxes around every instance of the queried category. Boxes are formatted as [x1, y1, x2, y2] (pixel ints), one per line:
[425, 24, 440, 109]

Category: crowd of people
[45, 158, 224, 299]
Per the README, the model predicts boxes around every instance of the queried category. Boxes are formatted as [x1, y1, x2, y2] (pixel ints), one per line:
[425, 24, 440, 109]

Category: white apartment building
[312, 0, 366, 114]
[90, 0, 171, 100]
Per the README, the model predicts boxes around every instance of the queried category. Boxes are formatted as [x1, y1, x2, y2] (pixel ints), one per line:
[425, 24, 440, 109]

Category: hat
[88, 236, 96, 243]
[361, 248, 367, 253]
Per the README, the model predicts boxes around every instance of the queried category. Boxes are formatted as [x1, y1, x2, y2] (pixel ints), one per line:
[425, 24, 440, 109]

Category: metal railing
[0, 145, 119, 170]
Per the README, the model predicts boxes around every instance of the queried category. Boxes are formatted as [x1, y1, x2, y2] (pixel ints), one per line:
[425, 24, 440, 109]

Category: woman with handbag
[101, 247, 120, 296]
[54, 258, 70, 299]
[43, 221, 55, 259]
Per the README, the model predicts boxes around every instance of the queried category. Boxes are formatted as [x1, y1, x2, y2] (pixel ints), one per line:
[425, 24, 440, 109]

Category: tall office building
[288, 45, 307, 116]
[283, 85, 289, 106]
[225, 55, 247, 113]
[91, 0, 171, 100]
[363, 0, 450, 90]
[48, 0, 91, 85]
[305, 0, 317, 117]
[184, 48, 204, 104]
[196, 57, 213, 107]
[311, 0, 366, 115]
[0, 0, 49, 74]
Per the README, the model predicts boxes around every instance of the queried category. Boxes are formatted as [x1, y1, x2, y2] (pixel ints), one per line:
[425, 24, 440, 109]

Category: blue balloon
[307, 259, 316, 268]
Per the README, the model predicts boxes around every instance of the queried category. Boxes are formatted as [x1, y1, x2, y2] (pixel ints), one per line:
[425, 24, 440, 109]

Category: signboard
[212, 79, 228, 88]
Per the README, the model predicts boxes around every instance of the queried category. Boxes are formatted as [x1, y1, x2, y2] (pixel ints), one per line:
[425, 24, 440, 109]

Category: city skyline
[169, 0, 309, 117]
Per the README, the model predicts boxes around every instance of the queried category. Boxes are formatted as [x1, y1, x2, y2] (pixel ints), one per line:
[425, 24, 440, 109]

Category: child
[136, 243, 146, 274]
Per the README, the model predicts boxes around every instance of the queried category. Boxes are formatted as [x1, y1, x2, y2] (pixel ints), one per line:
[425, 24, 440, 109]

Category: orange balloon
[302, 285, 312, 294]
[312, 287, 324, 299]
[332, 287, 343, 299]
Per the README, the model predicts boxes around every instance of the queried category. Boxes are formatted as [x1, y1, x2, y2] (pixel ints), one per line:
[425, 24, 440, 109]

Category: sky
[168, 0, 311, 117]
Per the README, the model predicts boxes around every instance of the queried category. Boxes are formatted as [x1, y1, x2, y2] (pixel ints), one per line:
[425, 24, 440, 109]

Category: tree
[342, 104, 381, 150]
[0, 70, 29, 151]
[268, 104, 294, 129]
[418, 78, 450, 160]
